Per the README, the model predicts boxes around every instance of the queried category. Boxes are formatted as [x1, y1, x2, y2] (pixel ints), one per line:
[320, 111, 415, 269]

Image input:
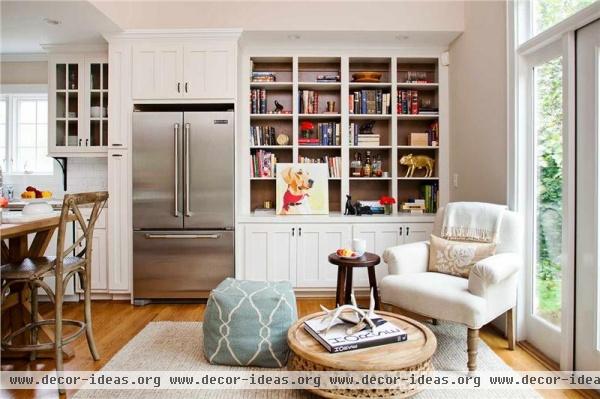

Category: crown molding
[41, 43, 108, 53]
[103, 28, 242, 42]
[0, 53, 48, 62]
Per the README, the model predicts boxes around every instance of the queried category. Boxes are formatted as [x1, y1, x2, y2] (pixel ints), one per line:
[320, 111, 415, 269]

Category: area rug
[73, 321, 540, 399]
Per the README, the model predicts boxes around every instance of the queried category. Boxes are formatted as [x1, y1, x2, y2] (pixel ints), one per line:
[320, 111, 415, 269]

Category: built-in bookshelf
[244, 55, 446, 216]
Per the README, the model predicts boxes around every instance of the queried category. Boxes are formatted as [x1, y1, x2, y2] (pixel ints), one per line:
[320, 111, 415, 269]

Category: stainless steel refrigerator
[132, 109, 234, 303]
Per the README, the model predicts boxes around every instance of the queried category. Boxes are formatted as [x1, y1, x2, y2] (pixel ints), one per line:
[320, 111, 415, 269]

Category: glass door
[55, 63, 80, 147]
[575, 18, 600, 372]
[524, 42, 566, 363]
[88, 62, 108, 147]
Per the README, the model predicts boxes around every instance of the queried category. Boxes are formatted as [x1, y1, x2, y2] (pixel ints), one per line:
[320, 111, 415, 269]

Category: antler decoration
[318, 288, 379, 335]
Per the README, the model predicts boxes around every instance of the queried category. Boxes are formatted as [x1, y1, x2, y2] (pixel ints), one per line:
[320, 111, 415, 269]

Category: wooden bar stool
[328, 252, 381, 309]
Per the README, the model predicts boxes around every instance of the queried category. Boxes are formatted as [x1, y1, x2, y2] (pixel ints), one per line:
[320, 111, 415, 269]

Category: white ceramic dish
[338, 253, 362, 260]
[22, 200, 54, 216]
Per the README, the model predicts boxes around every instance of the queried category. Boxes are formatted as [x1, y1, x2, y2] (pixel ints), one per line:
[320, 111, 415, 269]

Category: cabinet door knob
[292, 227, 295, 237]
[177, 82, 181, 93]
[399, 227, 403, 236]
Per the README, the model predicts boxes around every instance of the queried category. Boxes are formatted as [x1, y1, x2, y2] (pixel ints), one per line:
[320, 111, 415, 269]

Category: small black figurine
[354, 201, 372, 216]
[273, 100, 284, 114]
[359, 120, 376, 134]
[344, 195, 356, 215]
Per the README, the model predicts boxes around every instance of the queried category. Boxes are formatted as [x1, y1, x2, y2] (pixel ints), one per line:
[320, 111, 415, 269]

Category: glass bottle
[351, 152, 362, 177]
[373, 154, 382, 177]
[362, 151, 372, 177]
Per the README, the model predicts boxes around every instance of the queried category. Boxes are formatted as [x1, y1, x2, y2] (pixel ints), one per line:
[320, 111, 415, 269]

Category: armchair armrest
[382, 241, 430, 275]
[468, 252, 522, 297]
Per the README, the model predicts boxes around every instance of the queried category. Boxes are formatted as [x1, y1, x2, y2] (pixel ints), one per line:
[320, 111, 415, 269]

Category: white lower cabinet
[108, 150, 131, 292]
[243, 225, 296, 283]
[296, 224, 352, 288]
[75, 226, 108, 292]
[241, 221, 432, 290]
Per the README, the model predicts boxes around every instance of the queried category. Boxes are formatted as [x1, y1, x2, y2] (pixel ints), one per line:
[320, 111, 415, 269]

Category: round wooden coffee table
[287, 311, 437, 398]
[328, 252, 381, 308]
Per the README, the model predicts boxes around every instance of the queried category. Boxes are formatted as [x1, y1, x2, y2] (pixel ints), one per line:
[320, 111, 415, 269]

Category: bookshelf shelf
[298, 113, 341, 119]
[245, 55, 445, 215]
[397, 114, 439, 120]
[250, 114, 293, 120]
[349, 114, 392, 120]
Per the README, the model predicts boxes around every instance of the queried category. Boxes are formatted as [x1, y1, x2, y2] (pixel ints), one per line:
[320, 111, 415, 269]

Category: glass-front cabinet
[49, 53, 108, 156]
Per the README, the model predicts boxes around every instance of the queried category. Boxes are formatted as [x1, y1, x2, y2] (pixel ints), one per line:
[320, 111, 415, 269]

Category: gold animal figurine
[400, 154, 435, 177]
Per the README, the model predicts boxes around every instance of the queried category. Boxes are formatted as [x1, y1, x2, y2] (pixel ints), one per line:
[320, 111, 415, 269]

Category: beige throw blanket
[441, 202, 506, 243]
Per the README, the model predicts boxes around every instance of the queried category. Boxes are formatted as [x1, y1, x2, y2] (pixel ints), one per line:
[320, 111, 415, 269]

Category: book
[303, 314, 407, 353]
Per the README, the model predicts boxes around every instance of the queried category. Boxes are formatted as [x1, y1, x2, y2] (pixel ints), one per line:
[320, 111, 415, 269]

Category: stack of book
[349, 90, 391, 114]
[249, 126, 278, 146]
[316, 74, 340, 82]
[420, 182, 439, 213]
[401, 199, 426, 214]
[397, 90, 420, 114]
[250, 150, 277, 178]
[250, 89, 267, 114]
[303, 313, 407, 353]
[357, 200, 385, 214]
[299, 155, 342, 178]
[299, 122, 340, 146]
[251, 71, 276, 82]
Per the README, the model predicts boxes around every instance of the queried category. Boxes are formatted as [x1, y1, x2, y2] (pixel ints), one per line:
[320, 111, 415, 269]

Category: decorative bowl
[352, 72, 382, 82]
[22, 200, 54, 216]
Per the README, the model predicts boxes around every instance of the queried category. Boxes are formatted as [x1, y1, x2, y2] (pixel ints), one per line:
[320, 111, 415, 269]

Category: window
[1, 93, 52, 174]
[533, 56, 563, 327]
[533, 0, 597, 35]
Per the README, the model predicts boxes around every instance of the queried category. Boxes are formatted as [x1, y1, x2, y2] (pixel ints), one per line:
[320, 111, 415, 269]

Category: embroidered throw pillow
[428, 234, 496, 278]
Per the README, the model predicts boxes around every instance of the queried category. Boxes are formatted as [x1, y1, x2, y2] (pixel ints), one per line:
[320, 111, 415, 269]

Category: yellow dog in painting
[279, 166, 314, 215]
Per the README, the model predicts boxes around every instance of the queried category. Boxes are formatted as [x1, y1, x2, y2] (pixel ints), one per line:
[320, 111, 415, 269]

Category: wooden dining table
[1, 212, 75, 359]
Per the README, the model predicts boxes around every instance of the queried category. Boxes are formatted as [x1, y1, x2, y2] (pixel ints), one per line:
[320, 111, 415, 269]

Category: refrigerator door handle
[174, 123, 180, 217]
[144, 233, 221, 239]
[184, 122, 191, 217]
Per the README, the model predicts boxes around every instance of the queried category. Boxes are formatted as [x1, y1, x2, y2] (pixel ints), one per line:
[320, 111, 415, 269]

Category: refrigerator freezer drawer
[133, 230, 234, 299]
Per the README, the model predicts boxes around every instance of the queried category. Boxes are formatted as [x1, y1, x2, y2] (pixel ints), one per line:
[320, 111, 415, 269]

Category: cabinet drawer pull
[406, 227, 410, 236]
[399, 227, 403, 236]
[177, 82, 181, 93]
[185, 82, 189, 93]
[112, 154, 123, 157]
[79, 138, 82, 146]
[112, 143, 123, 146]
[85, 138, 89, 146]
[292, 227, 295, 237]
[298, 227, 302, 236]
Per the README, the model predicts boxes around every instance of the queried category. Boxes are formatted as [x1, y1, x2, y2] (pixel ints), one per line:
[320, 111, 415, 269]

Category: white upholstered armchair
[380, 206, 522, 371]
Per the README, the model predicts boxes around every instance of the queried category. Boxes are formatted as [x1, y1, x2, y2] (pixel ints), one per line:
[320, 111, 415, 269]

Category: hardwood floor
[0, 299, 589, 399]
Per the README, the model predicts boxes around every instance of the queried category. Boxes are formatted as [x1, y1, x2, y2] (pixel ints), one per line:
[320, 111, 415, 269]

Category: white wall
[0, 61, 47, 84]
[448, 1, 508, 205]
[92, 1, 464, 33]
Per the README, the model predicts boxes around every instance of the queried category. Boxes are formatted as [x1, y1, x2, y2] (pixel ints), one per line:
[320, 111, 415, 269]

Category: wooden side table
[328, 252, 381, 309]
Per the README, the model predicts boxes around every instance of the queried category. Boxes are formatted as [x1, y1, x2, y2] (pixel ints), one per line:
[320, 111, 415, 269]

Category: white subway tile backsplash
[4, 157, 107, 199]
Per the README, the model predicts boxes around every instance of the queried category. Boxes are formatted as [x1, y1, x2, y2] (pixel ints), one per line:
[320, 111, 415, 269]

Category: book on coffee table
[303, 315, 407, 353]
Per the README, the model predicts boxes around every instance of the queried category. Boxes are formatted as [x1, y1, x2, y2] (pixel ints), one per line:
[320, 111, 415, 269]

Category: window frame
[0, 84, 52, 176]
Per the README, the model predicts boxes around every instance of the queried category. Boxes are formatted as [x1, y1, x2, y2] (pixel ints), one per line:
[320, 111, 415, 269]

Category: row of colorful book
[299, 122, 340, 146]
[349, 90, 391, 115]
[251, 71, 276, 82]
[250, 150, 277, 178]
[299, 155, 342, 178]
[420, 182, 438, 213]
[250, 89, 268, 114]
[299, 90, 332, 114]
[249, 125, 280, 146]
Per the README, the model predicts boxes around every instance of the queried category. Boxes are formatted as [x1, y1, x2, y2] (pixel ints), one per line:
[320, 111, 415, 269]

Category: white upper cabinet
[131, 40, 236, 100]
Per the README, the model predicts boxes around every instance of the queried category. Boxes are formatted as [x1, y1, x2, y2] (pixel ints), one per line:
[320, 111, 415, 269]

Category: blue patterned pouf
[203, 278, 297, 368]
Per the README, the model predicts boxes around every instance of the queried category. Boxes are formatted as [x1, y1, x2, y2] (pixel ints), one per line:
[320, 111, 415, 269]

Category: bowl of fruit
[336, 248, 362, 260]
[21, 186, 54, 215]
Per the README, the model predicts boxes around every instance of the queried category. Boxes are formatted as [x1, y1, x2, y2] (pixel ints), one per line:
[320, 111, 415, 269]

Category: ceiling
[0, 1, 120, 54]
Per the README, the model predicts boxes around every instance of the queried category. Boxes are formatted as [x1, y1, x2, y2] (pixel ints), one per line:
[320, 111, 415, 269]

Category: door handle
[298, 227, 302, 236]
[79, 138, 82, 146]
[399, 227, 403, 236]
[174, 123, 180, 217]
[185, 82, 189, 93]
[406, 227, 410, 236]
[85, 138, 89, 146]
[184, 123, 191, 217]
[145, 234, 221, 239]
[292, 227, 295, 237]
[177, 82, 181, 93]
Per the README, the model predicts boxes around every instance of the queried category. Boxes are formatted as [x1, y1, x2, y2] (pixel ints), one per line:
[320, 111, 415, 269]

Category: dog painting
[276, 163, 329, 215]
